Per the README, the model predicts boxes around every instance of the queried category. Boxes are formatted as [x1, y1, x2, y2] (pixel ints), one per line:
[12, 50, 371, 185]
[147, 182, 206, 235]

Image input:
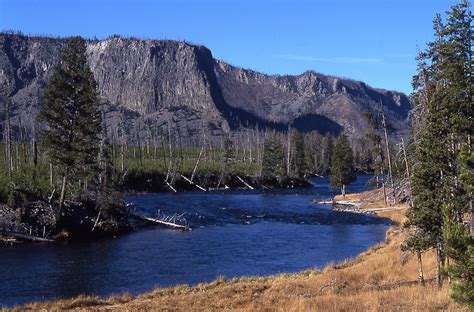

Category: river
[0, 175, 391, 307]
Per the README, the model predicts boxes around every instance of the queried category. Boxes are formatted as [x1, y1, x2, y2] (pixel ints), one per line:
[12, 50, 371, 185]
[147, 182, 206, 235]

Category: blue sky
[0, 0, 454, 94]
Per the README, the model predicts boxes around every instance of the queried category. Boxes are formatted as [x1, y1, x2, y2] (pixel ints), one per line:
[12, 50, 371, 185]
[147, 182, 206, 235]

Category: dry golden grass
[13, 189, 466, 311]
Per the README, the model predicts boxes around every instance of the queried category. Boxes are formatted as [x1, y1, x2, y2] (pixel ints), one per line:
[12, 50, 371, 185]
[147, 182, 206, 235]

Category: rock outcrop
[0, 32, 411, 144]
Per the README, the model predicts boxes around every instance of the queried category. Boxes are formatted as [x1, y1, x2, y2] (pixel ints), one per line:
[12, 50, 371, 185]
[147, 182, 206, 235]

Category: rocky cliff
[0, 33, 411, 144]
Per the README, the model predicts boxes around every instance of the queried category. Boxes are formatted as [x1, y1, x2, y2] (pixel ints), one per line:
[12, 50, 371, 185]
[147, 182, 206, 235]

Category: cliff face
[215, 61, 411, 138]
[0, 33, 411, 144]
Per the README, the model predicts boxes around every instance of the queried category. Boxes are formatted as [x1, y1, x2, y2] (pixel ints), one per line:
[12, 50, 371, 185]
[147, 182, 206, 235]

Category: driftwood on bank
[0, 231, 55, 242]
[180, 174, 207, 192]
[312, 199, 377, 215]
[165, 180, 177, 193]
[363, 278, 436, 291]
[128, 211, 191, 231]
[236, 175, 254, 190]
[331, 206, 377, 215]
[208, 185, 230, 191]
[313, 199, 361, 206]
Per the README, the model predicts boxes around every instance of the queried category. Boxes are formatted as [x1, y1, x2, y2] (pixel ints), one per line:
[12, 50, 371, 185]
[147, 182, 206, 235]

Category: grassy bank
[10, 190, 466, 311]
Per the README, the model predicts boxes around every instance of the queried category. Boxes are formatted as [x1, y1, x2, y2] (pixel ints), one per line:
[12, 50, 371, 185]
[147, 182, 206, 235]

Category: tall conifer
[290, 130, 306, 178]
[406, 0, 473, 301]
[39, 36, 102, 216]
[330, 135, 356, 196]
[262, 138, 286, 179]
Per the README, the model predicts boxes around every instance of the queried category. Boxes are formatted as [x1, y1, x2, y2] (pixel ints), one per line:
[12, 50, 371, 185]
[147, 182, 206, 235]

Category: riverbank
[13, 188, 465, 311]
[0, 200, 131, 245]
[1, 174, 311, 244]
[121, 172, 312, 193]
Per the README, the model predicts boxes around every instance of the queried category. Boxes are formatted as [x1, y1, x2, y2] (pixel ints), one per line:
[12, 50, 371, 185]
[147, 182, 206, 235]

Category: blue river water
[0, 175, 391, 307]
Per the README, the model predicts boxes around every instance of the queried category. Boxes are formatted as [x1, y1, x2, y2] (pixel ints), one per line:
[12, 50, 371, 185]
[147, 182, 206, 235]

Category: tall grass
[0, 142, 261, 204]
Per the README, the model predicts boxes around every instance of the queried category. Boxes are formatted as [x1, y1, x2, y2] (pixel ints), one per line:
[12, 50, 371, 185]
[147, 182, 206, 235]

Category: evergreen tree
[363, 112, 386, 190]
[303, 131, 323, 175]
[442, 202, 474, 307]
[290, 130, 306, 178]
[222, 137, 235, 165]
[219, 137, 235, 185]
[319, 134, 334, 175]
[94, 112, 119, 214]
[355, 136, 373, 173]
[330, 135, 356, 196]
[262, 138, 285, 179]
[405, 0, 473, 298]
[39, 36, 102, 216]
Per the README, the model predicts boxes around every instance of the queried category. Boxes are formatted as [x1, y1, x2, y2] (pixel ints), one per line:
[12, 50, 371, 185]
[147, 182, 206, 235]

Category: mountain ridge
[0, 32, 411, 144]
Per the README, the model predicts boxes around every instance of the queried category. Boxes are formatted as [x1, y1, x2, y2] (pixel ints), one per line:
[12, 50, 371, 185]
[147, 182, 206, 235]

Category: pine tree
[39, 36, 102, 217]
[319, 134, 334, 175]
[330, 135, 356, 196]
[442, 202, 474, 307]
[222, 137, 235, 165]
[262, 138, 286, 179]
[362, 112, 386, 193]
[219, 137, 235, 185]
[290, 130, 306, 178]
[95, 112, 118, 213]
[405, 0, 473, 297]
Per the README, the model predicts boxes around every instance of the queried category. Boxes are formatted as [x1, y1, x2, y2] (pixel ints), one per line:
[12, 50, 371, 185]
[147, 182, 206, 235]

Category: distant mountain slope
[0, 33, 411, 144]
[215, 61, 411, 137]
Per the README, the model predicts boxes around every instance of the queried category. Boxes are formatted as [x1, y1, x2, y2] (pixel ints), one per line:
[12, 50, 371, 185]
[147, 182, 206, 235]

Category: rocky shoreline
[1, 174, 312, 245]
[0, 200, 132, 245]
[312, 198, 377, 215]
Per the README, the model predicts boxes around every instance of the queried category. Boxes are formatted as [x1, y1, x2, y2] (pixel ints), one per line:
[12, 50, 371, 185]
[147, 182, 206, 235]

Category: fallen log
[128, 212, 191, 231]
[363, 278, 436, 290]
[180, 174, 207, 192]
[313, 200, 335, 205]
[332, 207, 377, 215]
[208, 185, 230, 191]
[313, 199, 362, 206]
[0, 236, 19, 245]
[1, 231, 55, 242]
[312, 199, 361, 205]
[165, 180, 177, 193]
[236, 175, 254, 190]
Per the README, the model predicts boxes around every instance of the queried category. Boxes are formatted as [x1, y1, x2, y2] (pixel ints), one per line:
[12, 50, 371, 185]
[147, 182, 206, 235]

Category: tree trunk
[400, 138, 413, 206]
[436, 242, 444, 287]
[469, 135, 474, 238]
[58, 168, 69, 218]
[32, 138, 38, 167]
[49, 163, 54, 187]
[381, 110, 396, 204]
[121, 143, 125, 173]
[417, 251, 425, 285]
[191, 146, 204, 182]
[470, 199, 474, 238]
[5, 98, 13, 179]
[381, 165, 387, 206]
[287, 125, 291, 176]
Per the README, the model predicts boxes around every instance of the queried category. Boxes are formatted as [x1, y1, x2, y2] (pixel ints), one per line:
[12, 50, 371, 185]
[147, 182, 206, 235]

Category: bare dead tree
[5, 97, 13, 179]
[381, 109, 396, 204]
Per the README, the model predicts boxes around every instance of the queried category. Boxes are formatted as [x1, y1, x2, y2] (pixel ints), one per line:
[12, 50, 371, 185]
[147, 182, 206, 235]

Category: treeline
[0, 121, 401, 202]
[401, 0, 473, 308]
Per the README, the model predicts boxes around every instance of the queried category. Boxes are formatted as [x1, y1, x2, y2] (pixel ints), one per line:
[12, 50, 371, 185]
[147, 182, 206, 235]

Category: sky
[0, 0, 456, 94]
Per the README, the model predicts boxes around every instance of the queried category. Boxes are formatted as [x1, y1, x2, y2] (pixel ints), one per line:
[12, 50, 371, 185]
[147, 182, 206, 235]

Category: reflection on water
[0, 175, 390, 307]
